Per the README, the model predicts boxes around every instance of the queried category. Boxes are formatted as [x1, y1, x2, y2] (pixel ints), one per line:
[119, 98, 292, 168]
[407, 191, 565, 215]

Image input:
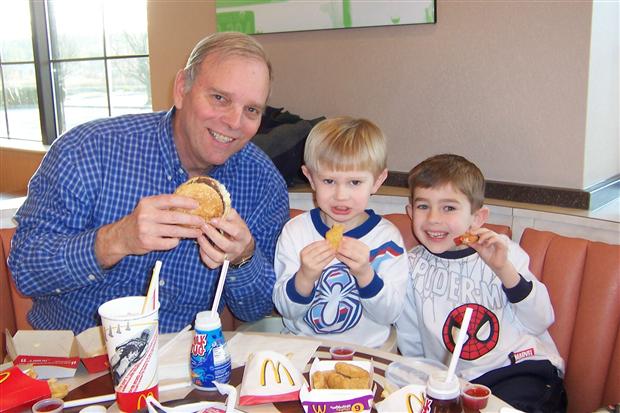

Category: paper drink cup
[98, 296, 159, 413]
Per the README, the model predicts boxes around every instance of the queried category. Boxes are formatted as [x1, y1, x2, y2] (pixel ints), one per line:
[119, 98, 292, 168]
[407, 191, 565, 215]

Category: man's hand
[337, 237, 374, 288]
[95, 194, 204, 268]
[196, 208, 255, 269]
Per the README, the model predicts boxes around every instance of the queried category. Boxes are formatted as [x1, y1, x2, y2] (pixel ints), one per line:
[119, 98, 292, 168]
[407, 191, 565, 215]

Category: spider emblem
[442, 303, 500, 360]
[304, 263, 362, 334]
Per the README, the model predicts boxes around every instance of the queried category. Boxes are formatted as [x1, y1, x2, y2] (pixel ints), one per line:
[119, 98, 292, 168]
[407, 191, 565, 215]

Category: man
[9, 32, 289, 333]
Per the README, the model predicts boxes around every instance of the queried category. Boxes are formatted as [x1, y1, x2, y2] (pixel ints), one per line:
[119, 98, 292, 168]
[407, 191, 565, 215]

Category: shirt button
[167, 175, 172, 181]
[159, 279, 166, 286]
[228, 276, 236, 282]
[55, 288, 61, 293]
[88, 274, 96, 281]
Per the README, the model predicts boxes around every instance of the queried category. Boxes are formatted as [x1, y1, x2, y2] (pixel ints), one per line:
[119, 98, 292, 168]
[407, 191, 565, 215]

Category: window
[0, 0, 151, 145]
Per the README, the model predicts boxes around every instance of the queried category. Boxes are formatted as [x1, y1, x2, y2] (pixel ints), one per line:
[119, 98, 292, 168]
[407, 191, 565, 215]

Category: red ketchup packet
[0, 366, 51, 413]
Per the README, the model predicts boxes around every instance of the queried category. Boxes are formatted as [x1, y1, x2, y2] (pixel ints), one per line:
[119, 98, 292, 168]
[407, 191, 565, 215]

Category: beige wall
[584, 1, 619, 188]
[148, 0, 617, 191]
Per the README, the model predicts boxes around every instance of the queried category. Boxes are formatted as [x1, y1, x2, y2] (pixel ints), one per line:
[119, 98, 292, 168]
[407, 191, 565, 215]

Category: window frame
[1, 0, 150, 146]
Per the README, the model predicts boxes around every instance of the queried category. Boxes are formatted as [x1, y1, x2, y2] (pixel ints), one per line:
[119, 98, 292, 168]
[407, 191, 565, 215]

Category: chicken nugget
[312, 371, 328, 389]
[325, 224, 345, 250]
[454, 232, 479, 246]
[327, 372, 370, 389]
[334, 362, 369, 379]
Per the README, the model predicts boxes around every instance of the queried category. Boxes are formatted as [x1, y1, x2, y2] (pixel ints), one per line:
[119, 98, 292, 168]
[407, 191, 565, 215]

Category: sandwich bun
[174, 176, 231, 221]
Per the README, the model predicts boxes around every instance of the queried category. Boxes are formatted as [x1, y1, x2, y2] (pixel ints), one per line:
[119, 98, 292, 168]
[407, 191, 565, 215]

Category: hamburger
[174, 176, 231, 221]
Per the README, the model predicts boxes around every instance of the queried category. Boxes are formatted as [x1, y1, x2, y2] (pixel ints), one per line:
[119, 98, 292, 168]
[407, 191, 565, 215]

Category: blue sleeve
[9, 133, 105, 297]
[223, 168, 289, 321]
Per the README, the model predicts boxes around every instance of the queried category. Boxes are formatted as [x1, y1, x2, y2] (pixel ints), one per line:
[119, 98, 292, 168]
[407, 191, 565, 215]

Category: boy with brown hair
[396, 154, 567, 412]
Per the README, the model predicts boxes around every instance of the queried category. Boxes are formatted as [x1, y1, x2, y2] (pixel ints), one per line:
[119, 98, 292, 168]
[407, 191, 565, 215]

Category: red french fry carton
[0, 366, 51, 413]
[6, 330, 79, 379]
[76, 326, 108, 373]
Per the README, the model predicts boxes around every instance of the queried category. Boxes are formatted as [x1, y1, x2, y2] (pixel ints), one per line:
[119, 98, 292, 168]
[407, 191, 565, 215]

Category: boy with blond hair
[273, 117, 408, 348]
[396, 154, 566, 412]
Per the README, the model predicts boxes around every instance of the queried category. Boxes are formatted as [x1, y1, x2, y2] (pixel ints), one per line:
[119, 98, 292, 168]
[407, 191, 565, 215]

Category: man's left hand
[196, 208, 255, 269]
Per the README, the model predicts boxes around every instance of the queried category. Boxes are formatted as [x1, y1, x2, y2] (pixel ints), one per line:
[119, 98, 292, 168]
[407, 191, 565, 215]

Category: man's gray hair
[183, 31, 273, 93]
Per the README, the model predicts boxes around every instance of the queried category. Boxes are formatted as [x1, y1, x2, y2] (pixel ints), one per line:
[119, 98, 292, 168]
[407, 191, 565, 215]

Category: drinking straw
[210, 259, 230, 318]
[62, 381, 191, 409]
[445, 306, 473, 382]
[142, 260, 162, 314]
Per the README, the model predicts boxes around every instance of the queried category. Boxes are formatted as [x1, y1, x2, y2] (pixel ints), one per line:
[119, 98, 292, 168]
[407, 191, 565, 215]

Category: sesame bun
[174, 176, 231, 221]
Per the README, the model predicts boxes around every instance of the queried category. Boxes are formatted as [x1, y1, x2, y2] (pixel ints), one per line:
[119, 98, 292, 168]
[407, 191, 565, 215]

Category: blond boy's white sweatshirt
[273, 209, 409, 348]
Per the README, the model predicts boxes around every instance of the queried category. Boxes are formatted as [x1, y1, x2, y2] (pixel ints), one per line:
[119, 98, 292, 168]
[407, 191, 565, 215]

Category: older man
[9, 32, 289, 333]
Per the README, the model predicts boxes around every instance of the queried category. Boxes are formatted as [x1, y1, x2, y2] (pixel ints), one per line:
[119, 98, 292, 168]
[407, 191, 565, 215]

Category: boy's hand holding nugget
[466, 228, 520, 288]
[337, 237, 374, 288]
[296, 240, 336, 296]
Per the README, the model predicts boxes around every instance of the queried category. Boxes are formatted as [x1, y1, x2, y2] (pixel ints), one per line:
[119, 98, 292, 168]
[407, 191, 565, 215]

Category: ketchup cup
[461, 383, 491, 413]
[329, 345, 355, 360]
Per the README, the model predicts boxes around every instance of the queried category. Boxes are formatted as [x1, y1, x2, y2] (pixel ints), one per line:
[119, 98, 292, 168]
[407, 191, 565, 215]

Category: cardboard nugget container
[5, 327, 108, 379]
[75, 326, 108, 373]
[300, 359, 375, 413]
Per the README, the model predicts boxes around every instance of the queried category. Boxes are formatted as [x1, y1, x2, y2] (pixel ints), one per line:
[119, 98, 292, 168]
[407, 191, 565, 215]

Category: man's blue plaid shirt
[9, 109, 289, 333]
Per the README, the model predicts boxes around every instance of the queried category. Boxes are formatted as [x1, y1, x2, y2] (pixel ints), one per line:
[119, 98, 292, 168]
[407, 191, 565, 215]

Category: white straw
[62, 381, 191, 409]
[142, 260, 162, 314]
[210, 259, 229, 318]
[159, 324, 192, 356]
[446, 306, 473, 382]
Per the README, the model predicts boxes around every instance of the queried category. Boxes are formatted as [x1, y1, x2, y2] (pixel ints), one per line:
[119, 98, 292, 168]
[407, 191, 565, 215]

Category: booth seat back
[0, 227, 33, 360]
[520, 228, 620, 413]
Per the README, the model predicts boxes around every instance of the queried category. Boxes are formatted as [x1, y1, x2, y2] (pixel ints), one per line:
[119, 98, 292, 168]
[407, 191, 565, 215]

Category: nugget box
[300, 358, 375, 413]
[5, 326, 108, 379]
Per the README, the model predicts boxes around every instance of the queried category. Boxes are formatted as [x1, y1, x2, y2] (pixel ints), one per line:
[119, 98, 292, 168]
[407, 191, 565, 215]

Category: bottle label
[190, 327, 231, 389]
[421, 398, 433, 413]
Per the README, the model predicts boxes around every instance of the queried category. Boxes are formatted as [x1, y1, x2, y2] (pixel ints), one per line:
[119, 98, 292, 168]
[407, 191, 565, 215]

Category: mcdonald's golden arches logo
[0, 371, 10, 384]
[407, 392, 425, 413]
[137, 392, 155, 409]
[311, 404, 327, 413]
[260, 358, 295, 387]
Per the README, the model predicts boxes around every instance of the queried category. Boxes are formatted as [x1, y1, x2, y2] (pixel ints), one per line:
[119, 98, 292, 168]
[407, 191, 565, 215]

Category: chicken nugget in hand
[454, 232, 479, 246]
[325, 224, 345, 250]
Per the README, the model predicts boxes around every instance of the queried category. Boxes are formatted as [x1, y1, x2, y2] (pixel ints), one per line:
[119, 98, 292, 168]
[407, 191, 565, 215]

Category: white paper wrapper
[145, 381, 239, 413]
[375, 384, 426, 413]
[238, 350, 303, 406]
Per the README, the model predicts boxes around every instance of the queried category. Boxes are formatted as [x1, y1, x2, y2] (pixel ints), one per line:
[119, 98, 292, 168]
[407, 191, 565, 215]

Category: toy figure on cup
[110, 330, 150, 385]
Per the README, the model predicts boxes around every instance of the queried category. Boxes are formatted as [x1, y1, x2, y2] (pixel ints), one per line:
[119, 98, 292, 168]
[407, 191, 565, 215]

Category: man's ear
[173, 69, 186, 109]
[471, 206, 489, 229]
[301, 165, 316, 191]
[371, 168, 388, 193]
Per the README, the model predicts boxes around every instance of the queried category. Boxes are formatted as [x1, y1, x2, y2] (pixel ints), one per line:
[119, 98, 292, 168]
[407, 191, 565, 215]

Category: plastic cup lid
[426, 371, 460, 399]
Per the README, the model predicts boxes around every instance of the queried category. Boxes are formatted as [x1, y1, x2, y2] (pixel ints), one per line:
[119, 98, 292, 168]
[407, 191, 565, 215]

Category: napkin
[226, 333, 320, 372]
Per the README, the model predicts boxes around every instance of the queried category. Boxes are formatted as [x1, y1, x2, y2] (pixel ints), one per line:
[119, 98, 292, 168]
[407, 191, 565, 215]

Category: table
[61, 331, 513, 413]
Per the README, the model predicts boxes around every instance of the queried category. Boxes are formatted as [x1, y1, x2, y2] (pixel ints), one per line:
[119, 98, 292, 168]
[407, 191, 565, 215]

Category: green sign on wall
[216, 0, 436, 35]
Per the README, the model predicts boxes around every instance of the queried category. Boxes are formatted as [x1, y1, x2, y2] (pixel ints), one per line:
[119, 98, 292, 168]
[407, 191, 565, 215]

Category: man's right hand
[95, 194, 205, 268]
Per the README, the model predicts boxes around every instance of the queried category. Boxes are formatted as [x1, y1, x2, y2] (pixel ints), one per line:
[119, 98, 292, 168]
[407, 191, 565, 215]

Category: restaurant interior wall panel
[0, 147, 44, 196]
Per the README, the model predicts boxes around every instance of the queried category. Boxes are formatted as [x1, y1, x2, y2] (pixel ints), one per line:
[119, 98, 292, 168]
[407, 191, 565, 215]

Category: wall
[583, 1, 620, 188]
[0, 147, 43, 195]
[148, 1, 617, 191]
